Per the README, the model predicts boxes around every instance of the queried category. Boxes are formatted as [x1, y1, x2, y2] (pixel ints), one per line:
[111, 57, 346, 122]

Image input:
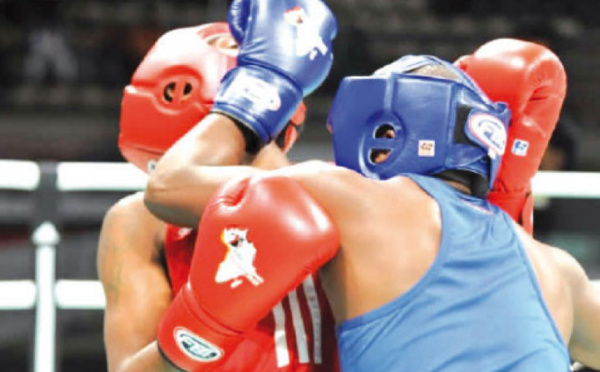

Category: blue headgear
[327, 55, 511, 197]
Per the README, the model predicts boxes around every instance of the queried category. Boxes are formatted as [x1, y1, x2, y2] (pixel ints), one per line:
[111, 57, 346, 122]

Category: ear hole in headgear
[369, 123, 395, 164]
[163, 82, 176, 102]
[163, 81, 194, 103]
[374, 123, 396, 139]
[370, 149, 390, 164]
[182, 82, 193, 101]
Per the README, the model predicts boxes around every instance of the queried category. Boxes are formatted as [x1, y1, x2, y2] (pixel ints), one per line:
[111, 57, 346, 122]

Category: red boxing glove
[157, 175, 340, 371]
[455, 38, 567, 233]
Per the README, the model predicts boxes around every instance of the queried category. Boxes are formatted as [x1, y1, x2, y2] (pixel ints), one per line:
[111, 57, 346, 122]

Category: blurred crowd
[1, 0, 599, 168]
[0, 0, 596, 113]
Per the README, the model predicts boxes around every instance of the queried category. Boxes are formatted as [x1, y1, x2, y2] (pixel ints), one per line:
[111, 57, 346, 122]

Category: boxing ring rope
[0, 160, 599, 372]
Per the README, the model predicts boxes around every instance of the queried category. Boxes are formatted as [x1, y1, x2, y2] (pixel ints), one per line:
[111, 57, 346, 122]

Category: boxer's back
[322, 173, 570, 371]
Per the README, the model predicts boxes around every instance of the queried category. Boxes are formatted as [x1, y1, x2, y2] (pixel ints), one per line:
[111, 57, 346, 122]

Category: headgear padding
[119, 23, 305, 173]
[328, 55, 511, 197]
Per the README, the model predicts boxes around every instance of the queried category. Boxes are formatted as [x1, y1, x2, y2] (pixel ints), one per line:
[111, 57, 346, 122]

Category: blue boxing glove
[212, 0, 337, 151]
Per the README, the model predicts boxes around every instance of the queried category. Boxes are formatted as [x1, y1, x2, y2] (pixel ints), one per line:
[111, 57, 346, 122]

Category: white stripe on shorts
[272, 302, 290, 367]
[288, 288, 310, 363]
[303, 275, 322, 364]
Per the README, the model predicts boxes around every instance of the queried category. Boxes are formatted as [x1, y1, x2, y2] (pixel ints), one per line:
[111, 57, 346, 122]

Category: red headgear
[119, 22, 305, 173]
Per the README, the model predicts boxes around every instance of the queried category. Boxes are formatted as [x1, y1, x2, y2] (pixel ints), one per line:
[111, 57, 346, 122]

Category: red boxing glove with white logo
[157, 175, 339, 371]
[455, 38, 567, 233]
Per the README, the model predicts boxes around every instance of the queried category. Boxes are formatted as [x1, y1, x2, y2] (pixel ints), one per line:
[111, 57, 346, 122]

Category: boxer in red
[97, 22, 338, 372]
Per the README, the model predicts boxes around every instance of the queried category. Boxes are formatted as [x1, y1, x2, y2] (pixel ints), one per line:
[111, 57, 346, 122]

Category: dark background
[0, 0, 599, 370]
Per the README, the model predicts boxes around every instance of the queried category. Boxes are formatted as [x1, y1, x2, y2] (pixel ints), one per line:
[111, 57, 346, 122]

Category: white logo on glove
[174, 327, 224, 362]
[215, 228, 264, 289]
[284, 6, 328, 60]
[229, 71, 282, 111]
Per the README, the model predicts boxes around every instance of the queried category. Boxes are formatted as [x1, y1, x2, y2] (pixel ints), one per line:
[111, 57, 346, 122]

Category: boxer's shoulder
[105, 193, 161, 229]
[282, 159, 340, 173]
[101, 192, 167, 257]
[274, 160, 366, 195]
[275, 163, 434, 219]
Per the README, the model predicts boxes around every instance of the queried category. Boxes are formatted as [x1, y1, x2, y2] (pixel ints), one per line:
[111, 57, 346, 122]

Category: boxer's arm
[145, 114, 263, 227]
[146, 114, 372, 239]
[556, 250, 600, 368]
[97, 193, 176, 372]
[145, 114, 290, 228]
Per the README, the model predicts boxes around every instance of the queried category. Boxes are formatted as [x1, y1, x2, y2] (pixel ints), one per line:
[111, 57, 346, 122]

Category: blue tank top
[336, 174, 570, 372]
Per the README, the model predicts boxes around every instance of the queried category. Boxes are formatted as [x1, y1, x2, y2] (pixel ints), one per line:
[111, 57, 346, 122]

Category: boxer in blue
[143, 0, 600, 370]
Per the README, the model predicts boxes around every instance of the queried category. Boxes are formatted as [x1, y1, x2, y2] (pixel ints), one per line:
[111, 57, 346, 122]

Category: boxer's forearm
[145, 113, 258, 227]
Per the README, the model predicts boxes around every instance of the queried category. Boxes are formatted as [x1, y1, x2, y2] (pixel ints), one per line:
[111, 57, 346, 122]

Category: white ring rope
[532, 171, 600, 199]
[56, 162, 147, 192]
[0, 160, 41, 191]
[2, 159, 600, 196]
[1, 160, 148, 192]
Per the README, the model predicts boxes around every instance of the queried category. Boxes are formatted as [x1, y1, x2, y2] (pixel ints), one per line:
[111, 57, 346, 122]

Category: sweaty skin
[145, 114, 600, 369]
[98, 143, 289, 372]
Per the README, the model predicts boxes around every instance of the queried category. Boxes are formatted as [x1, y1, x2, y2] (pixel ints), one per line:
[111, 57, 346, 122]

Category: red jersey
[164, 225, 339, 372]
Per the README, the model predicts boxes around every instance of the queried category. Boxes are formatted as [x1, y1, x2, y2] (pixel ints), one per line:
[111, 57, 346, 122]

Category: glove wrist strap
[157, 289, 242, 372]
[212, 66, 302, 153]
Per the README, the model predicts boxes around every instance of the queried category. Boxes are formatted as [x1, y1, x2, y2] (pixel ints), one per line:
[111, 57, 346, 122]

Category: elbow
[144, 175, 164, 214]
[144, 178, 200, 228]
[144, 171, 176, 222]
[145, 162, 172, 206]
[143, 181, 172, 224]
[144, 162, 184, 218]
[144, 176, 165, 216]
